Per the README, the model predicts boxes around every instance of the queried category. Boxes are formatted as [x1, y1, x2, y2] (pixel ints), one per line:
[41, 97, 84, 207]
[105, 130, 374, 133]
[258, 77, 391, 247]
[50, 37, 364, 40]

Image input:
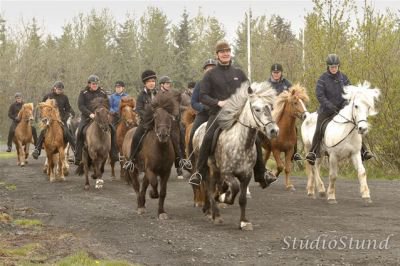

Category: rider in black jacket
[189, 41, 275, 188]
[32, 81, 76, 159]
[305, 54, 373, 165]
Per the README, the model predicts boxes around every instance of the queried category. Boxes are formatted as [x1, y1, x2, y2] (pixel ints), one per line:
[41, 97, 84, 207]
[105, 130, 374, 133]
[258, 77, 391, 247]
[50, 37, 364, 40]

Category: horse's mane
[272, 84, 309, 122]
[90, 97, 110, 111]
[119, 96, 135, 112]
[151, 90, 181, 116]
[342, 81, 380, 115]
[218, 81, 276, 130]
[17, 103, 34, 120]
[182, 107, 196, 127]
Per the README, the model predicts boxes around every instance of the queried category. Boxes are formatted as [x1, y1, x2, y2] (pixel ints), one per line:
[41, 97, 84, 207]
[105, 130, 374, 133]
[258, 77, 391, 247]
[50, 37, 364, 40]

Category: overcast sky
[1, 0, 399, 41]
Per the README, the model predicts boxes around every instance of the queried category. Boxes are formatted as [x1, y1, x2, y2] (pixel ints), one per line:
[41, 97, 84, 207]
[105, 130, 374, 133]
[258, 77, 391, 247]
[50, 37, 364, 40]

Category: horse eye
[254, 108, 261, 112]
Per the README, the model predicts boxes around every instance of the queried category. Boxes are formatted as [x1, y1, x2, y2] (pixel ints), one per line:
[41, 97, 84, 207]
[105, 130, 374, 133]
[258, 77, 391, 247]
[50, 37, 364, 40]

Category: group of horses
[11, 80, 380, 230]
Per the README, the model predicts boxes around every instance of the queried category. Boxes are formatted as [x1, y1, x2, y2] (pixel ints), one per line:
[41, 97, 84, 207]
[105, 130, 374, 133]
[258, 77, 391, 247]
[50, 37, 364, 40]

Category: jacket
[268, 77, 292, 95]
[77, 86, 108, 120]
[42, 92, 75, 122]
[109, 92, 128, 113]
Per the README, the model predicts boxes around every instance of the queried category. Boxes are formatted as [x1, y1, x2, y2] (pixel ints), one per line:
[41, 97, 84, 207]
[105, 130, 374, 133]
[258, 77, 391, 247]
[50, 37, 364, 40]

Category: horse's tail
[182, 107, 196, 127]
[75, 163, 84, 176]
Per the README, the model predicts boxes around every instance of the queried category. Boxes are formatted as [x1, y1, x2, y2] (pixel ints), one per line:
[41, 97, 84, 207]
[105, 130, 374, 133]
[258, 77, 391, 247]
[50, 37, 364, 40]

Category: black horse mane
[90, 97, 110, 111]
[142, 91, 181, 124]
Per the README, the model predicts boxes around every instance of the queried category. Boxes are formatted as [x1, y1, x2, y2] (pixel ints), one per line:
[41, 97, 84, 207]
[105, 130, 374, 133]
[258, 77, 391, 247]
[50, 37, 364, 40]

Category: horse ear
[247, 86, 254, 95]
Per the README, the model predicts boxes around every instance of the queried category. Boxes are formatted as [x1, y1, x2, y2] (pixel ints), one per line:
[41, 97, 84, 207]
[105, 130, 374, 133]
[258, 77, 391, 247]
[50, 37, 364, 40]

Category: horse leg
[351, 153, 372, 205]
[284, 150, 295, 192]
[130, 168, 140, 195]
[83, 154, 90, 190]
[327, 155, 338, 204]
[110, 159, 116, 180]
[138, 174, 149, 215]
[48, 153, 56, 182]
[17, 142, 24, 167]
[314, 159, 326, 198]
[209, 173, 223, 225]
[24, 143, 29, 163]
[95, 160, 105, 189]
[202, 180, 211, 218]
[58, 147, 65, 181]
[147, 169, 159, 199]
[158, 171, 171, 220]
[239, 176, 253, 230]
[272, 149, 284, 187]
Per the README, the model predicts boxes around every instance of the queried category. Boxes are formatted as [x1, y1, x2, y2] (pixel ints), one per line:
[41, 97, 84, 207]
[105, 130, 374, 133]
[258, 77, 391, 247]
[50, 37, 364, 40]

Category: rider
[6, 92, 38, 152]
[74, 75, 119, 165]
[187, 59, 217, 161]
[268, 63, 302, 161]
[32, 81, 76, 159]
[305, 54, 374, 165]
[189, 40, 275, 188]
[109, 80, 128, 126]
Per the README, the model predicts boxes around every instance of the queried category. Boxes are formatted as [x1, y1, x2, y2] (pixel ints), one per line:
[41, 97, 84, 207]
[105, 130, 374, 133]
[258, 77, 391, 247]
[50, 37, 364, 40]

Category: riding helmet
[15, 92, 22, 98]
[53, 81, 64, 89]
[271, 63, 283, 72]
[115, 80, 125, 87]
[203, 59, 217, 70]
[159, 76, 172, 84]
[141, 70, 157, 83]
[87, 74, 100, 83]
[215, 40, 231, 53]
[326, 54, 340, 65]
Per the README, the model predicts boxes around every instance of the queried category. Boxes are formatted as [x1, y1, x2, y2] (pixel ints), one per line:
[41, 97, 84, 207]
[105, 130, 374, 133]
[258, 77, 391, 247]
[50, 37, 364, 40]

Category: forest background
[0, 0, 399, 173]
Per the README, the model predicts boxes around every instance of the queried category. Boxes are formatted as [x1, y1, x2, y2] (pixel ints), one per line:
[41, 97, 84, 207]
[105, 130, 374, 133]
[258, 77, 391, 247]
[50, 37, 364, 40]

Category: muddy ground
[0, 156, 399, 265]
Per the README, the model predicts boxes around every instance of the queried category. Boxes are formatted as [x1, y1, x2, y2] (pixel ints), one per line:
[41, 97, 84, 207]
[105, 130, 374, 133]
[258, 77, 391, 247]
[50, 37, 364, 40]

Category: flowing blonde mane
[17, 103, 34, 120]
[38, 99, 62, 128]
[272, 83, 309, 122]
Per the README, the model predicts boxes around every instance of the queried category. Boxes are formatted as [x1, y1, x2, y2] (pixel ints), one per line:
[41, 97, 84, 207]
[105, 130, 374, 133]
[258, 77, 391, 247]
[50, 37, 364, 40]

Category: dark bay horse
[196, 82, 278, 230]
[38, 99, 68, 182]
[111, 96, 137, 179]
[262, 84, 309, 191]
[76, 98, 111, 190]
[13, 103, 34, 167]
[122, 91, 180, 219]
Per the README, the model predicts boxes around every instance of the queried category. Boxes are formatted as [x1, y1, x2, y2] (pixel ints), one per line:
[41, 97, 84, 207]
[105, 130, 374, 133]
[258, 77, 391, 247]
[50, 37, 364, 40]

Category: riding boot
[123, 124, 147, 170]
[31, 126, 38, 146]
[32, 129, 46, 159]
[6, 123, 16, 152]
[361, 142, 374, 161]
[109, 124, 119, 162]
[254, 136, 276, 189]
[63, 124, 76, 152]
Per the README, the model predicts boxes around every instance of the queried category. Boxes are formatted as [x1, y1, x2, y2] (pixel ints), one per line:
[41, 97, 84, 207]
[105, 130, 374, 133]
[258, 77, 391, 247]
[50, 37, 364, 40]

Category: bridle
[154, 108, 173, 139]
[237, 97, 274, 130]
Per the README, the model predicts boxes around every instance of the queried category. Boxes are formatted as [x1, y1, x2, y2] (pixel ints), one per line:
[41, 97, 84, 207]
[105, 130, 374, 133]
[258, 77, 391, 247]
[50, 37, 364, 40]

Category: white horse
[301, 81, 380, 205]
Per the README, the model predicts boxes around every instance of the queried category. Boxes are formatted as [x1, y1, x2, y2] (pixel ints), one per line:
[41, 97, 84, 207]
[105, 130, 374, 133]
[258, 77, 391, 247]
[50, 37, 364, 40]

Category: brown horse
[110, 96, 137, 179]
[262, 84, 309, 191]
[76, 98, 111, 190]
[181, 107, 206, 207]
[13, 103, 34, 167]
[38, 99, 68, 182]
[122, 91, 179, 219]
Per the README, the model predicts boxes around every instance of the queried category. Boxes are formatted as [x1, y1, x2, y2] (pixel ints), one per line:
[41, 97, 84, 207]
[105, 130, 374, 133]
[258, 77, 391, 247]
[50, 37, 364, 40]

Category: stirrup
[123, 160, 135, 171]
[188, 172, 202, 186]
[179, 158, 192, 170]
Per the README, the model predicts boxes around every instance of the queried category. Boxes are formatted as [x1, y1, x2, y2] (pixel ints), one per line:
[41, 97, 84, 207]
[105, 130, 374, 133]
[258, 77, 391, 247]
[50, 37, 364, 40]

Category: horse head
[120, 96, 137, 128]
[154, 107, 172, 143]
[343, 82, 380, 135]
[94, 107, 110, 133]
[38, 99, 60, 126]
[247, 82, 279, 139]
[289, 84, 310, 120]
[18, 103, 34, 122]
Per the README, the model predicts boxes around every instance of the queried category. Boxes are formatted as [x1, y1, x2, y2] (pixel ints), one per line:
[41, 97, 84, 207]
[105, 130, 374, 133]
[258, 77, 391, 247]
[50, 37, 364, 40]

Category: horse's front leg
[239, 176, 253, 231]
[147, 169, 159, 199]
[208, 172, 222, 225]
[24, 143, 29, 163]
[284, 149, 295, 191]
[351, 153, 372, 205]
[138, 174, 149, 215]
[158, 170, 171, 220]
[327, 155, 339, 204]
[110, 159, 116, 180]
[47, 153, 56, 182]
[58, 148, 65, 181]
[272, 149, 284, 186]
[314, 159, 326, 198]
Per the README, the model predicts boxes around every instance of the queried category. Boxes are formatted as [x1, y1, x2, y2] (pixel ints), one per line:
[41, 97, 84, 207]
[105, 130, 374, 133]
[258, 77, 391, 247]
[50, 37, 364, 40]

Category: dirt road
[1, 157, 399, 265]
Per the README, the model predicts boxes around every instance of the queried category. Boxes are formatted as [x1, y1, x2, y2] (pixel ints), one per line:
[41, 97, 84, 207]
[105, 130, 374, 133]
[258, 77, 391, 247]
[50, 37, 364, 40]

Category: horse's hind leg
[327, 155, 339, 204]
[284, 150, 295, 191]
[110, 159, 116, 180]
[58, 148, 65, 181]
[158, 172, 171, 220]
[351, 153, 371, 205]
[138, 175, 149, 215]
[239, 177, 253, 231]
[24, 144, 29, 163]
[208, 175, 222, 225]
[48, 154, 56, 182]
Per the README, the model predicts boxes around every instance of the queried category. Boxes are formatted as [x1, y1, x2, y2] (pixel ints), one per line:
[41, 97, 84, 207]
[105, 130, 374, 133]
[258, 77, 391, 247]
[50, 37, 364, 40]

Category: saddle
[320, 115, 335, 138]
[210, 126, 223, 154]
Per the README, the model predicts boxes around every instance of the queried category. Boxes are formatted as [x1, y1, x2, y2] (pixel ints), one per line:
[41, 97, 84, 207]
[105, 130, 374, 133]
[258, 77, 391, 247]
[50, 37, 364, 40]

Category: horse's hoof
[240, 221, 253, 231]
[307, 192, 316, 199]
[137, 208, 146, 215]
[24, 161, 28, 164]
[286, 185, 296, 192]
[213, 217, 224, 225]
[159, 213, 168, 220]
[20, 163, 25, 167]
[319, 191, 327, 198]
[84, 185, 90, 190]
[59, 176, 66, 182]
[64, 171, 69, 176]
[327, 199, 337, 204]
[363, 198, 372, 206]
[50, 178, 56, 183]
[218, 203, 228, 208]
[149, 190, 159, 199]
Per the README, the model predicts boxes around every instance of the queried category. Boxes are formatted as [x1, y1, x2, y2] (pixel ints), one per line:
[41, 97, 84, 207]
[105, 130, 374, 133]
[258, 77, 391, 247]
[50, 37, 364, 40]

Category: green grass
[0, 243, 40, 257]
[56, 251, 138, 266]
[0, 151, 16, 159]
[5, 184, 17, 190]
[13, 219, 43, 228]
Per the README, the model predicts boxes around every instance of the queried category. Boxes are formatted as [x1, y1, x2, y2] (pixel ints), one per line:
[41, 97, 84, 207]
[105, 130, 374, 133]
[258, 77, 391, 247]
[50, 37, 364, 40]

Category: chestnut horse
[13, 103, 34, 167]
[38, 99, 68, 182]
[121, 91, 180, 219]
[181, 107, 206, 207]
[262, 84, 309, 191]
[76, 98, 111, 190]
[110, 96, 137, 179]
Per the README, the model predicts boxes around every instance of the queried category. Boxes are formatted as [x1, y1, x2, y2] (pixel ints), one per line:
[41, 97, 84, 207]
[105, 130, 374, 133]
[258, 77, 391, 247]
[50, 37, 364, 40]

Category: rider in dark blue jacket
[305, 54, 373, 165]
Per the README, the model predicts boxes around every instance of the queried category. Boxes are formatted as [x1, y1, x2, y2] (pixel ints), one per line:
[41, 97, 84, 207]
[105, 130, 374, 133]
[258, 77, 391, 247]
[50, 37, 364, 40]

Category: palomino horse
[111, 96, 137, 179]
[38, 99, 69, 182]
[13, 103, 34, 167]
[302, 82, 380, 205]
[195, 81, 278, 230]
[181, 107, 206, 207]
[262, 84, 309, 191]
[76, 98, 111, 190]
[122, 91, 180, 219]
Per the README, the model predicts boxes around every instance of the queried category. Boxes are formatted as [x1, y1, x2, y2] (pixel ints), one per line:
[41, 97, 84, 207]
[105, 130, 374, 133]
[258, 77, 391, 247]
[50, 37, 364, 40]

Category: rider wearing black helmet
[32, 81, 76, 159]
[305, 54, 373, 165]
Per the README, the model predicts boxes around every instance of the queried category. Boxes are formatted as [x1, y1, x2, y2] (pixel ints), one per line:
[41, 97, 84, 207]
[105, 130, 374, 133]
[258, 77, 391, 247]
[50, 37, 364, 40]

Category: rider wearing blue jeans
[305, 54, 373, 165]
